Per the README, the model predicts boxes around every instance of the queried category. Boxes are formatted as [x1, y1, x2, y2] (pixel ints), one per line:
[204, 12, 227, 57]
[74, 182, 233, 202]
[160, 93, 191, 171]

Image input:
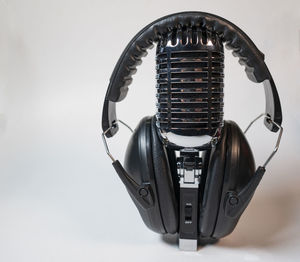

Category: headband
[102, 11, 282, 137]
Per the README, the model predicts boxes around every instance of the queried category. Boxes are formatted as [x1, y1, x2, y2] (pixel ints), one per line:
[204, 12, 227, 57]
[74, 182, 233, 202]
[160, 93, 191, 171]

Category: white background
[0, 0, 300, 261]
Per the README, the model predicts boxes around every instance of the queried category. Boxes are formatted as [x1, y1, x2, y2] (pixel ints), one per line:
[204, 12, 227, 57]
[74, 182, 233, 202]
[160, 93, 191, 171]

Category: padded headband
[102, 11, 282, 137]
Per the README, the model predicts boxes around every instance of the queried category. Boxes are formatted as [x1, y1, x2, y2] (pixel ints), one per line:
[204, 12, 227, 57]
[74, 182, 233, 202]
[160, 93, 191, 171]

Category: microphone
[155, 26, 224, 148]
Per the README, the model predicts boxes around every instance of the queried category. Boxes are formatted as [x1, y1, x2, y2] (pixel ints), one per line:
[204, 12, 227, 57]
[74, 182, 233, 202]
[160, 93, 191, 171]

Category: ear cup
[213, 120, 255, 238]
[199, 122, 228, 238]
[150, 116, 178, 234]
[124, 116, 178, 234]
[199, 121, 255, 239]
[124, 116, 165, 233]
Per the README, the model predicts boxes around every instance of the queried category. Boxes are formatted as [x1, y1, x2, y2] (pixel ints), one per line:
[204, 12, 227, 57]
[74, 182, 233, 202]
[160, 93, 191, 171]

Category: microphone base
[179, 238, 198, 251]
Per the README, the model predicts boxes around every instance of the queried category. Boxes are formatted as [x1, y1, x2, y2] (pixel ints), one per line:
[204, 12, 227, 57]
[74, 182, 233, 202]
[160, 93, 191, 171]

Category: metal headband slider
[244, 113, 283, 168]
[101, 120, 133, 162]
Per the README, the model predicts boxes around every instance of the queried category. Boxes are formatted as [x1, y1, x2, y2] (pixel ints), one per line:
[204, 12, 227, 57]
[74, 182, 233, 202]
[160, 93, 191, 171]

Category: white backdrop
[0, 0, 300, 261]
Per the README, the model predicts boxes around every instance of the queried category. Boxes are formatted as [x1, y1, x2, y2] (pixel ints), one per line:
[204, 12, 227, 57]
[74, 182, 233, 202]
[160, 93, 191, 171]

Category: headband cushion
[107, 11, 268, 103]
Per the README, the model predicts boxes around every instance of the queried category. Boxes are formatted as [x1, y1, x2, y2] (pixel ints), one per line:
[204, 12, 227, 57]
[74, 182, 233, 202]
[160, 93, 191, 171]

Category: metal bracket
[177, 149, 202, 251]
[177, 149, 202, 188]
[101, 120, 133, 162]
[244, 113, 283, 168]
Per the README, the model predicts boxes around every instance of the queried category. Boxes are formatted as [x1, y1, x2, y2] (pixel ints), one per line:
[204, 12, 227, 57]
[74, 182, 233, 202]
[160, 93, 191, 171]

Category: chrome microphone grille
[156, 27, 224, 137]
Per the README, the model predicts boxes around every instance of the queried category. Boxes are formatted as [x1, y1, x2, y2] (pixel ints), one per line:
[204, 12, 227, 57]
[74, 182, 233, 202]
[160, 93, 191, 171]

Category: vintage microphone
[155, 27, 225, 250]
[155, 26, 224, 148]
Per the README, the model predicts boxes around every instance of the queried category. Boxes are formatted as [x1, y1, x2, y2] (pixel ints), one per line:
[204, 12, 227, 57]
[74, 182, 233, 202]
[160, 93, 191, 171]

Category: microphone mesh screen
[156, 27, 224, 137]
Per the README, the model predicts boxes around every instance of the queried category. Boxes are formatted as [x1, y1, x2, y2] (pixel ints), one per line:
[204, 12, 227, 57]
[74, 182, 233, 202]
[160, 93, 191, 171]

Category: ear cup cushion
[199, 122, 228, 237]
[124, 116, 166, 234]
[213, 120, 255, 238]
[150, 116, 178, 234]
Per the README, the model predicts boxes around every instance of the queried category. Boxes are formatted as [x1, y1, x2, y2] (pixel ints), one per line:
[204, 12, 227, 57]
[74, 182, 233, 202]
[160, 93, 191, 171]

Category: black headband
[102, 11, 282, 137]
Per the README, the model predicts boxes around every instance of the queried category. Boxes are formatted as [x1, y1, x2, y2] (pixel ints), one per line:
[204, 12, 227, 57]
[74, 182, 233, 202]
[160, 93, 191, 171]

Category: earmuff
[102, 12, 283, 245]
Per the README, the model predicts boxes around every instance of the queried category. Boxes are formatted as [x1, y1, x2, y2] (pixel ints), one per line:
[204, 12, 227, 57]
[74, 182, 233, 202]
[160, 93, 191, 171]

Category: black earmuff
[123, 117, 255, 240]
[102, 12, 283, 247]
[124, 116, 178, 234]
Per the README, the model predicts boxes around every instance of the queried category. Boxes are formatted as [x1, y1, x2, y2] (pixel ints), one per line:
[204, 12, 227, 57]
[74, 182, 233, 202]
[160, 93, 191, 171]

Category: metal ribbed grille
[156, 29, 224, 137]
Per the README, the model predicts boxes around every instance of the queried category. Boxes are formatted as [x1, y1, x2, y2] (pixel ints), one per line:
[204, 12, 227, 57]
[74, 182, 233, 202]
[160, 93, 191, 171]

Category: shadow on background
[161, 234, 178, 246]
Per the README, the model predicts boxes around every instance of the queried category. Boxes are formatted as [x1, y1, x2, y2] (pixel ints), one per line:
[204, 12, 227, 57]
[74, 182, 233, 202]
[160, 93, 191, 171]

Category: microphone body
[155, 27, 224, 147]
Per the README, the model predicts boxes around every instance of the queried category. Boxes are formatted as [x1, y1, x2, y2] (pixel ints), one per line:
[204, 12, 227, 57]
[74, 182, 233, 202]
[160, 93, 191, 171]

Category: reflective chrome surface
[155, 27, 224, 147]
